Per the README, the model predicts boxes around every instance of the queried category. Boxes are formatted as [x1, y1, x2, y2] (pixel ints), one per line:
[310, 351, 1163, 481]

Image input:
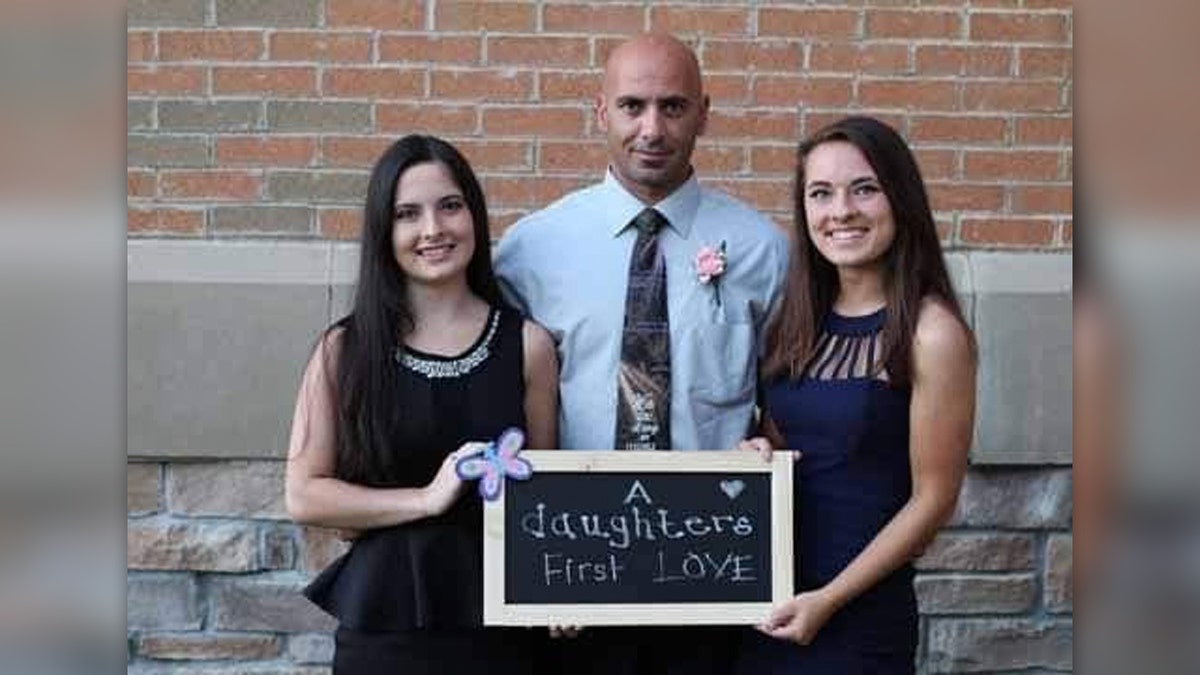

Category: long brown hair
[763, 116, 970, 387]
[329, 135, 500, 484]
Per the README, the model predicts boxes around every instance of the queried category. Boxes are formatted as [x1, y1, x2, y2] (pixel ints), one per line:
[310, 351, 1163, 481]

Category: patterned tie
[614, 208, 672, 450]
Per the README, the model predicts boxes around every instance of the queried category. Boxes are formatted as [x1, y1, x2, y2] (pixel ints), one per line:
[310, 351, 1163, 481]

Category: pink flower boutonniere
[695, 240, 728, 307]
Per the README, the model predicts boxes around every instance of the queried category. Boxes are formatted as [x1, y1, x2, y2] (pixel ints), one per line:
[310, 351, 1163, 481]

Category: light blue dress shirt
[495, 170, 789, 451]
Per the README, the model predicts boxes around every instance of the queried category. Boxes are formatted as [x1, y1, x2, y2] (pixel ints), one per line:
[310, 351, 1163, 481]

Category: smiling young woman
[738, 117, 977, 674]
[284, 135, 559, 675]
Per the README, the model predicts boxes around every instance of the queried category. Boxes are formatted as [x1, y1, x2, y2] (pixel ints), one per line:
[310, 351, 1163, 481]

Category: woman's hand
[421, 442, 485, 517]
[736, 437, 801, 465]
[757, 589, 840, 646]
[736, 436, 774, 462]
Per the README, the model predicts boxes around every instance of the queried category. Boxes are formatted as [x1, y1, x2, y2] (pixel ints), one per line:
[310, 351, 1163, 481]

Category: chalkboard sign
[482, 451, 794, 626]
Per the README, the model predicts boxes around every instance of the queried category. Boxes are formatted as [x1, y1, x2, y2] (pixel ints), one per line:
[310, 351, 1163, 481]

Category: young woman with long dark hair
[737, 116, 976, 673]
[285, 135, 558, 674]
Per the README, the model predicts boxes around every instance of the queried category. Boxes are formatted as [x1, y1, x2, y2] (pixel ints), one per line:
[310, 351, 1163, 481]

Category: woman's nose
[418, 210, 443, 237]
[831, 191, 857, 220]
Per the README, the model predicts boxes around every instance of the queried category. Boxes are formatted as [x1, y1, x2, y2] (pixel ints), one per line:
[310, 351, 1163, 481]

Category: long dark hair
[764, 116, 971, 387]
[327, 134, 499, 484]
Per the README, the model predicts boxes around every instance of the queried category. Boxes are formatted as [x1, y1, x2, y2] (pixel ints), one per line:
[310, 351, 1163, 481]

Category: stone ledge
[966, 251, 1072, 295]
[127, 240, 1072, 463]
[127, 240, 1070, 297]
[128, 239, 336, 286]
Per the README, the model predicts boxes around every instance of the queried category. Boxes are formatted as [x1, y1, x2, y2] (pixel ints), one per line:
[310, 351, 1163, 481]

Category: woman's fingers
[736, 436, 774, 462]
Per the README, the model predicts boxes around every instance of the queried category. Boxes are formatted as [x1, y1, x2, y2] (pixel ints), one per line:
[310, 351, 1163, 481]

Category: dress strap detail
[803, 309, 889, 382]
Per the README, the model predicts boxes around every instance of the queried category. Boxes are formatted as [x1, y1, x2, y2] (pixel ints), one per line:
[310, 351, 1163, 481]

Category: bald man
[495, 33, 789, 674]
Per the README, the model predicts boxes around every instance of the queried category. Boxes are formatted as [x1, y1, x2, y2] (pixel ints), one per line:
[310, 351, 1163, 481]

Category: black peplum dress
[304, 305, 540, 674]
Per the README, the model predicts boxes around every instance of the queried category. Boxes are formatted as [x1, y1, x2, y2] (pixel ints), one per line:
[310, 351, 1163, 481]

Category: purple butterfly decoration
[454, 427, 533, 501]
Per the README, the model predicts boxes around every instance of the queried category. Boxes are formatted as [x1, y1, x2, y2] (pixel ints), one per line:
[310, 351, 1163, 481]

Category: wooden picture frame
[482, 450, 794, 626]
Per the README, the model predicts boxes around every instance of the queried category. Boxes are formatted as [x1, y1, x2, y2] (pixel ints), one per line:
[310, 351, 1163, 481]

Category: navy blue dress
[737, 309, 917, 674]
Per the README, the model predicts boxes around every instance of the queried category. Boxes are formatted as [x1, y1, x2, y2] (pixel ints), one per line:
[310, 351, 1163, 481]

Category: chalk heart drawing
[719, 479, 746, 500]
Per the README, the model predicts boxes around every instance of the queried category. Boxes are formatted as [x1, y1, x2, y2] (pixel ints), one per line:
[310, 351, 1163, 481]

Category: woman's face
[802, 140, 896, 272]
[391, 161, 476, 287]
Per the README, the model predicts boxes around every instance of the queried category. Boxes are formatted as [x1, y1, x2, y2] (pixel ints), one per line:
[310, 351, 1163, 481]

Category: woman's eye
[441, 199, 465, 212]
[394, 207, 419, 221]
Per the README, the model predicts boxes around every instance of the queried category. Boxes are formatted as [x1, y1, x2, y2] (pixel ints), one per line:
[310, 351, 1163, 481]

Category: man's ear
[697, 94, 710, 137]
[594, 94, 608, 132]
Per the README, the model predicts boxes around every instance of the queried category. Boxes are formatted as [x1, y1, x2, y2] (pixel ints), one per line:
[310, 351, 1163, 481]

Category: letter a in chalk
[623, 480, 653, 506]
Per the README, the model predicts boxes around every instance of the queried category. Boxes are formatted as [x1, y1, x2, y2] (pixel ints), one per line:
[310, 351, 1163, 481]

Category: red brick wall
[128, 1, 1073, 247]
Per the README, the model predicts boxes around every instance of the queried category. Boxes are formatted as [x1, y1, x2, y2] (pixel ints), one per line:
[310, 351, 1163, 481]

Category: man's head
[597, 33, 709, 205]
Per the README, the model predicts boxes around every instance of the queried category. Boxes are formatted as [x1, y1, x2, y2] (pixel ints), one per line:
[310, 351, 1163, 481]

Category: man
[494, 33, 789, 674]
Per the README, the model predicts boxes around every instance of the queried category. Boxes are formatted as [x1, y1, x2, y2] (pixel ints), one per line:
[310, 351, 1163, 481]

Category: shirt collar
[603, 168, 700, 240]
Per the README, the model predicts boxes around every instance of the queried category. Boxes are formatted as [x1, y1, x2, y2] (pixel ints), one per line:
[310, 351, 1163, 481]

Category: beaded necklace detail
[395, 308, 501, 379]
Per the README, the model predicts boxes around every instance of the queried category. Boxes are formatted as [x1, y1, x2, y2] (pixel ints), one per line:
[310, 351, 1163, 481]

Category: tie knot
[633, 208, 667, 236]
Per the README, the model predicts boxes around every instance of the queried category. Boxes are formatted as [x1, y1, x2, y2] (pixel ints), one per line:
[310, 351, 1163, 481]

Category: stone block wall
[127, 461, 1071, 673]
[127, 460, 345, 673]
[126, 243, 1072, 672]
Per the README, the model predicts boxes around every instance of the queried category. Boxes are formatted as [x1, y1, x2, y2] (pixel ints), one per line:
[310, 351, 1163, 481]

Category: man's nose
[639, 107, 665, 141]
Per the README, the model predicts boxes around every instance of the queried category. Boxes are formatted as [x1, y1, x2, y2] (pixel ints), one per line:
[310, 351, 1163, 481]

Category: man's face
[597, 44, 708, 204]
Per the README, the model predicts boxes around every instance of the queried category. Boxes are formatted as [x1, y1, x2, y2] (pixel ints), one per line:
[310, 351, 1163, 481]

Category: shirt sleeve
[493, 222, 532, 316]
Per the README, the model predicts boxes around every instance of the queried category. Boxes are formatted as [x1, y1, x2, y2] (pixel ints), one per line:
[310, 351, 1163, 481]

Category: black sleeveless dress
[304, 305, 540, 674]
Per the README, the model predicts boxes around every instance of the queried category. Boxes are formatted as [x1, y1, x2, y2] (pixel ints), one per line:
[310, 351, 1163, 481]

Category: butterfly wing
[459, 430, 530, 501]
[455, 454, 491, 482]
[478, 463, 503, 501]
[494, 428, 526, 459]
[493, 427, 531, 481]
[500, 455, 533, 481]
